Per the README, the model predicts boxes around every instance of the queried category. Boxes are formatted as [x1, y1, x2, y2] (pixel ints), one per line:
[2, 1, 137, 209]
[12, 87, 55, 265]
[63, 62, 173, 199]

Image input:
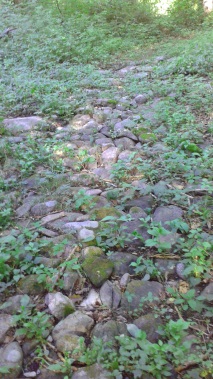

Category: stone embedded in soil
[120, 273, 131, 288]
[89, 206, 123, 221]
[72, 364, 109, 379]
[92, 320, 128, 344]
[200, 282, 213, 303]
[125, 195, 154, 211]
[17, 275, 46, 295]
[82, 253, 114, 287]
[93, 167, 111, 180]
[133, 313, 162, 342]
[30, 200, 57, 216]
[153, 205, 183, 229]
[175, 262, 186, 280]
[134, 94, 149, 104]
[114, 137, 135, 150]
[62, 268, 80, 292]
[80, 289, 101, 310]
[0, 295, 30, 315]
[63, 220, 99, 232]
[153, 180, 168, 197]
[37, 369, 64, 379]
[52, 311, 94, 352]
[121, 280, 165, 313]
[155, 259, 177, 276]
[121, 211, 149, 248]
[100, 280, 121, 309]
[0, 314, 14, 343]
[78, 227, 95, 242]
[69, 114, 91, 130]
[108, 252, 137, 276]
[45, 292, 75, 320]
[3, 116, 43, 135]
[101, 146, 119, 167]
[0, 342, 23, 379]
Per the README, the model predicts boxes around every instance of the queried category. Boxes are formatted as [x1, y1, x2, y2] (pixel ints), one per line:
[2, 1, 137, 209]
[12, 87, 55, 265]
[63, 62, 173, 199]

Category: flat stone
[30, 200, 57, 216]
[17, 275, 45, 295]
[0, 314, 14, 343]
[114, 137, 135, 150]
[0, 342, 23, 379]
[100, 281, 121, 309]
[78, 228, 95, 242]
[93, 167, 111, 180]
[3, 117, 43, 135]
[155, 259, 177, 276]
[121, 280, 165, 313]
[63, 221, 99, 232]
[69, 114, 91, 130]
[125, 196, 154, 211]
[45, 292, 75, 320]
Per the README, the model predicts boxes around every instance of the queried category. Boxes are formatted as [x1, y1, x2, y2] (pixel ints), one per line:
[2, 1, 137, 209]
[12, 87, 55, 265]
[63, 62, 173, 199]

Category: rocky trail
[0, 55, 213, 379]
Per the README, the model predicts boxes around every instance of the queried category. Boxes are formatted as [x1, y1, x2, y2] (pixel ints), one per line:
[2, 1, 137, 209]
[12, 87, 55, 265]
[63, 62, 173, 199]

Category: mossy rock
[82, 256, 114, 287]
[90, 206, 123, 221]
[17, 275, 46, 295]
[81, 246, 104, 258]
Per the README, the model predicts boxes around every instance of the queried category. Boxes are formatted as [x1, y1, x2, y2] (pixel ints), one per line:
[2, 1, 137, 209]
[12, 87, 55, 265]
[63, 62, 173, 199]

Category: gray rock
[69, 114, 91, 130]
[72, 364, 109, 379]
[133, 313, 162, 342]
[200, 282, 213, 303]
[63, 221, 99, 232]
[114, 137, 135, 150]
[176, 262, 186, 279]
[80, 289, 101, 310]
[0, 342, 23, 379]
[134, 94, 148, 104]
[3, 117, 43, 135]
[62, 269, 80, 292]
[153, 181, 168, 197]
[155, 259, 177, 276]
[78, 228, 95, 242]
[37, 369, 64, 379]
[121, 280, 165, 313]
[93, 167, 111, 180]
[125, 196, 154, 211]
[0, 295, 31, 315]
[0, 314, 14, 343]
[92, 320, 128, 344]
[101, 147, 119, 167]
[121, 212, 149, 248]
[108, 252, 137, 275]
[17, 275, 45, 295]
[100, 281, 121, 309]
[120, 273, 131, 288]
[52, 311, 94, 352]
[30, 200, 57, 216]
[153, 205, 183, 229]
[45, 292, 75, 320]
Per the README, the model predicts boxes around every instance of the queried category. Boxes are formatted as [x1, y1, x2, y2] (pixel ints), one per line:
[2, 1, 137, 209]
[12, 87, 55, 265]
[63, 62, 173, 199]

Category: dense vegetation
[0, 1, 213, 379]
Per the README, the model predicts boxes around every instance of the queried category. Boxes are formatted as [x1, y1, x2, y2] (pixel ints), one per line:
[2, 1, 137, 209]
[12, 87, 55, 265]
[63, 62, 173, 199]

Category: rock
[90, 206, 123, 221]
[100, 281, 121, 309]
[134, 94, 148, 104]
[114, 137, 135, 150]
[62, 269, 80, 292]
[120, 273, 131, 288]
[176, 262, 186, 279]
[78, 228, 95, 242]
[0, 295, 31, 315]
[81, 246, 104, 259]
[72, 364, 109, 379]
[121, 212, 149, 248]
[125, 196, 154, 211]
[155, 259, 177, 276]
[63, 221, 99, 232]
[17, 275, 45, 295]
[153, 205, 183, 229]
[30, 200, 57, 216]
[92, 320, 128, 344]
[3, 117, 43, 135]
[101, 147, 119, 167]
[93, 167, 111, 180]
[200, 282, 213, 303]
[52, 333, 84, 355]
[133, 313, 162, 342]
[45, 292, 75, 320]
[121, 280, 165, 313]
[108, 252, 137, 275]
[118, 150, 135, 161]
[80, 289, 101, 310]
[37, 369, 65, 379]
[0, 342, 23, 379]
[152, 181, 168, 197]
[52, 311, 94, 352]
[69, 114, 91, 130]
[0, 314, 14, 343]
[82, 251, 114, 287]
[15, 196, 38, 217]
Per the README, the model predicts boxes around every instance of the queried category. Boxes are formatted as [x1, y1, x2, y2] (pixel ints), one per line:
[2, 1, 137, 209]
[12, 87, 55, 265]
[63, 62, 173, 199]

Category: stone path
[0, 59, 212, 379]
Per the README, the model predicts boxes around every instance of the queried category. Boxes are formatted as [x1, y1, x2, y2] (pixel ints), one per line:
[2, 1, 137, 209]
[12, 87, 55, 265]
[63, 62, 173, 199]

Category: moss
[90, 206, 122, 220]
[82, 256, 114, 287]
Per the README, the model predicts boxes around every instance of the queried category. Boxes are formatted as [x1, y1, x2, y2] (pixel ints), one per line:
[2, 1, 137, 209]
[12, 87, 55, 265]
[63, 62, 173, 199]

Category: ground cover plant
[0, 0, 212, 378]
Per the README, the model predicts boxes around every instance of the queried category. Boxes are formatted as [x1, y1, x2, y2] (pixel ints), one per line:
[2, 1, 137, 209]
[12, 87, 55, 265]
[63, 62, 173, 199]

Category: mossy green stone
[90, 207, 122, 220]
[18, 275, 45, 295]
[82, 256, 114, 287]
